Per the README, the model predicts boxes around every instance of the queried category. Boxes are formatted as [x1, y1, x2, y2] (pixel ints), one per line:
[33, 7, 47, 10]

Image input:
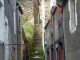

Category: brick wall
[58, 43, 63, 60]
[57, 2, 62, 27]
[50, 2, 63, 60]
[51, 49, 54, 60]
[50, 5, 62, 28]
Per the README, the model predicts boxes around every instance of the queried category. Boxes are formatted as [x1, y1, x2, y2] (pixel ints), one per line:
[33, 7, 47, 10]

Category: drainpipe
[45, 31, 47, 60]
[51, 13, 56, 60]
[17, 6, 19, 60]
[61, 1, 65, 60]
[56, 0, 65, 60]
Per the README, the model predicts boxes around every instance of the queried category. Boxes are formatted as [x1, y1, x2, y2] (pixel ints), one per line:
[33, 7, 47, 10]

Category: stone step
[35, 39, 42, 40]
[31, 51, 39, 55]
[35, 47, 41, 49]
[35, 44, 41, 47]
[31, 55, 41, 60]
[35, 40, 42, 44]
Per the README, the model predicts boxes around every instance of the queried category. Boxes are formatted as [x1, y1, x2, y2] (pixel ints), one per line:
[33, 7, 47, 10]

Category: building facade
[0, 0, 23, 60]
[44, 0, 80, 60]
[44, 0, 63, 60]
[63, 0, 80, 60]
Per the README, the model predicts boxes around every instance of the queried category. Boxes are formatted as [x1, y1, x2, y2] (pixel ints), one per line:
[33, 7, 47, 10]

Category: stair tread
[32, 55, 41, 58]
[35, 47, 41, 49]
[32, 51, 38, 54]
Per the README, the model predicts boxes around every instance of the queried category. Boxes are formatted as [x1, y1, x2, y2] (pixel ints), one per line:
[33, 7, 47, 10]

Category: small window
[7, 0, 10, 4]
[14, 10, 16, 35]
[68, 0, 77, 33]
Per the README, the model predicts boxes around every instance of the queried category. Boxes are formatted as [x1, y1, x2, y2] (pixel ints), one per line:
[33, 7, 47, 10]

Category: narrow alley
[0, 0, 80, 60]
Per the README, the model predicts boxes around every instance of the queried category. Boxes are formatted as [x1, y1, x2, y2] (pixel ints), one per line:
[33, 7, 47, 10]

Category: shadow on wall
[0, 1, 3, 7]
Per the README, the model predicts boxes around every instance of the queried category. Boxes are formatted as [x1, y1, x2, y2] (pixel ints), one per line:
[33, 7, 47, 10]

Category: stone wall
[21, 0, 34, 25]
[34, 24, 42, 39]
[63, 0, 80, 60]
[44, 0, 50, 25]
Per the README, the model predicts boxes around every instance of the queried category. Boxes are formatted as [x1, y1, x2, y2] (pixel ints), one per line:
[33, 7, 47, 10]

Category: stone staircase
[31, 39, 42, 60]
[34, 39, 42, 49]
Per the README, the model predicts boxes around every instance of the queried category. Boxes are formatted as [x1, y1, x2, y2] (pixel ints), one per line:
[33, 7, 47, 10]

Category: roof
[16, 1, 23, 14]
[44, 19, 50, 29]
[51, 6, 57, 15]
[63, 0, 68, 8]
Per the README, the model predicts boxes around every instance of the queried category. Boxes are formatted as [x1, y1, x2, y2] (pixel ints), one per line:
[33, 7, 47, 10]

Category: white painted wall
[0, 0, 5, 43]
[4, 16, 9, 60]
[0, 0, 9, 60]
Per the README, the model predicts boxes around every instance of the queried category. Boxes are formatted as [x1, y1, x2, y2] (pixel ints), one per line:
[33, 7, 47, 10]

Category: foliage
[22, 16, 29, 24]
[37, 45, 45, 60]
[23, 25, 34, 40]
[22, 13, 31, 24]
[23, 24, 35, 55]
[18, 30, 22, 34]
[28, 45, 45, 60]
[22, 14, 35, 60]
[17, 0, 23, 3]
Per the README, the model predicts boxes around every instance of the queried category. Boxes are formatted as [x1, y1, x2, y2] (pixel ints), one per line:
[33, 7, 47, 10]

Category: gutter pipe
[51, 11, 56, 60]
[45, 31, 47, 60]
[16, 5, 19, 60]
[61, 1, 65, 60]
[56, 0, 65, 60]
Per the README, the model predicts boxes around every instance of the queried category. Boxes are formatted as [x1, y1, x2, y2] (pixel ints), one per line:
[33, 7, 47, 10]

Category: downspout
[61, 1, 65, 60]
[51, 12, 56, 60]
[56, 0, 65, 60]
[45, 31, 47, 60]
[17, 6, 19, 60]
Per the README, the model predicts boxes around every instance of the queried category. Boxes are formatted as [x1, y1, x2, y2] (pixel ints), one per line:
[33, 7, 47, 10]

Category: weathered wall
[34, 24, 42, 39]
[21, 0, 34, 25]
[54, 11, 59, 41]
[45, 21, 52, 60]
[0, 0, 8, 60]
[0, 0, 5, 43]
[0, 1, 5, 58]
[4, 0, 18, 60]
[33, 0, 40, 24]
[0, 0, 23, 60]
[44, 0, 50, 25]
[63, 0, 80, 60]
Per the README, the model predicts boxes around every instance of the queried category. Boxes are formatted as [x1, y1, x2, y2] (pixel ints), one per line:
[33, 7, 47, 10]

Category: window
[68, 0, 77, 33]
[14, 10, 16, 35]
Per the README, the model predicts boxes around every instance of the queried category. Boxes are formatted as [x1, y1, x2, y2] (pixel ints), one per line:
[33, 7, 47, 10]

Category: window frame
[14, 10, 16, 35]
[68, 0, 77, 33]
